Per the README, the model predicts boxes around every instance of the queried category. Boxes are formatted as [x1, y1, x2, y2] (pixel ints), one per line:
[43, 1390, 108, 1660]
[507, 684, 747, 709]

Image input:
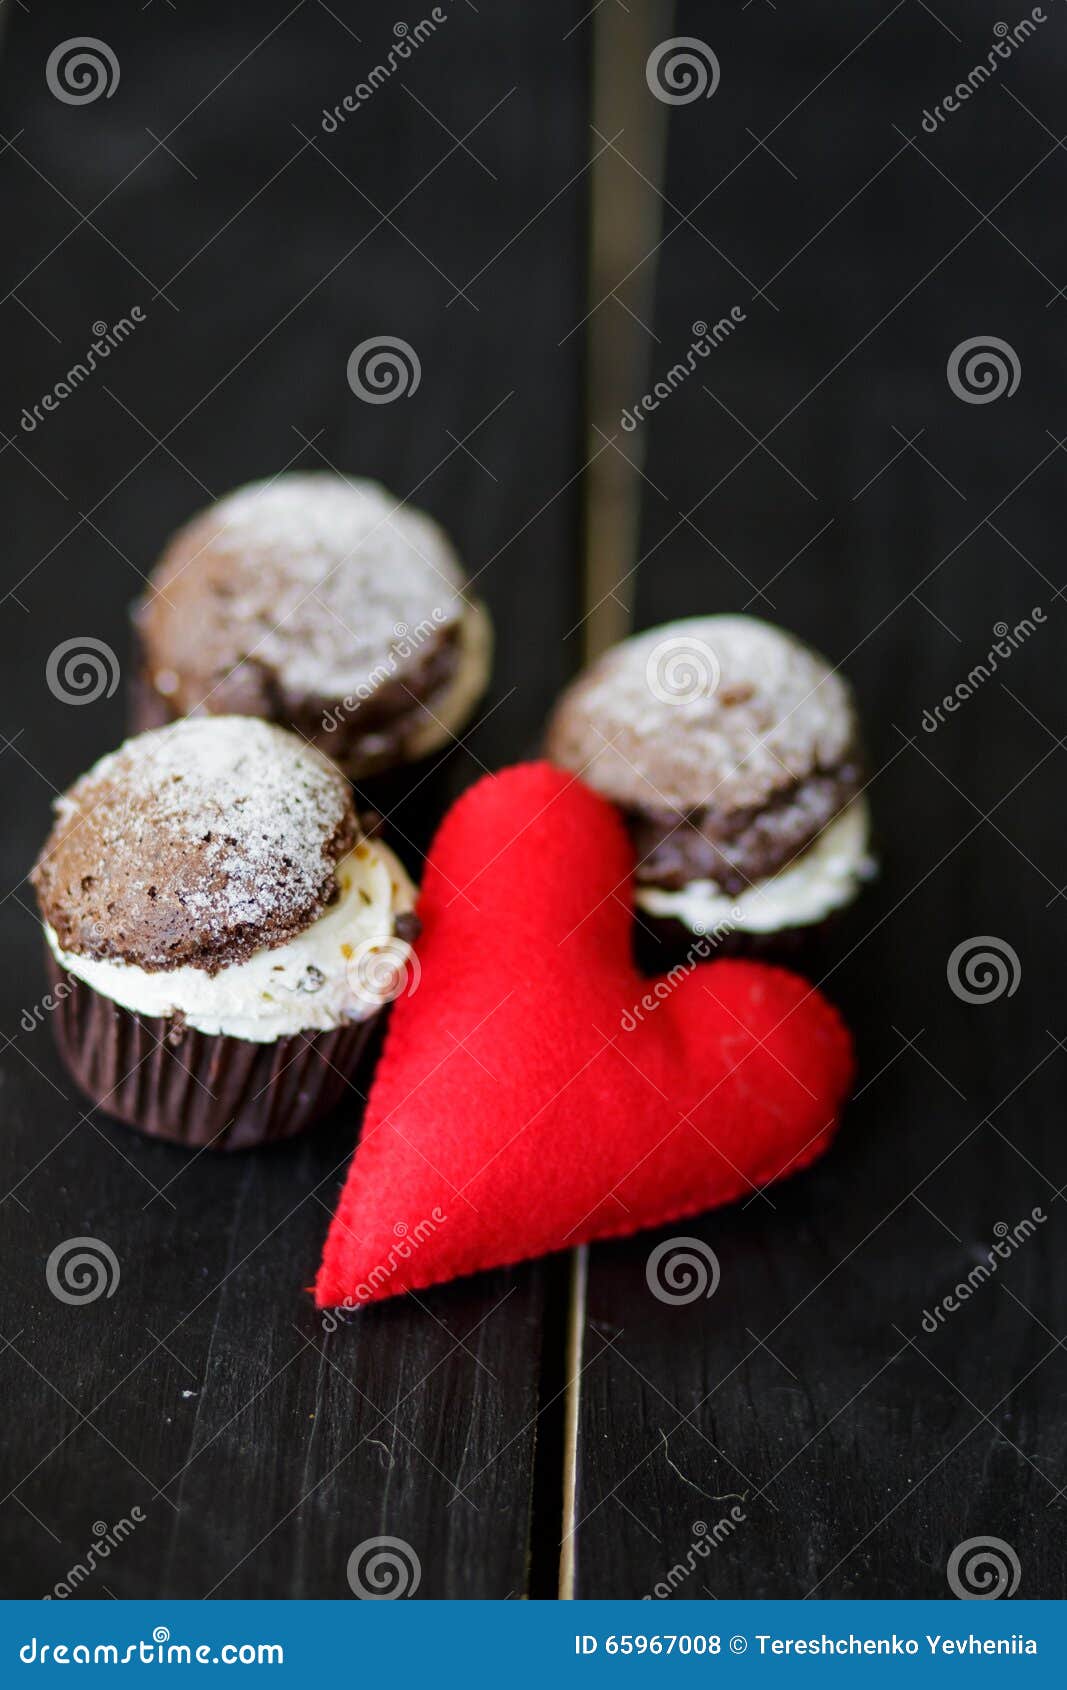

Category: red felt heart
[316, 763, 854, 1307]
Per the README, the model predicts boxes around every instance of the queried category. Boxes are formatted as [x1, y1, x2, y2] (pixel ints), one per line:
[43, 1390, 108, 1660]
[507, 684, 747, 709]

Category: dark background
[1, 0, 1064, 1599]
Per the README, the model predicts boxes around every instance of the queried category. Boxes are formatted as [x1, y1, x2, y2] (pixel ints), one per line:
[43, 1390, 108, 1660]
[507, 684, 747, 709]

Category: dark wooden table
[1, 0, 1064, 1601]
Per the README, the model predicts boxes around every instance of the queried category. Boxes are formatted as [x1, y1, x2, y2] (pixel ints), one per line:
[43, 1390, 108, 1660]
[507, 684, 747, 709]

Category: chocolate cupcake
[31, 717, 418, 1150]
[545, 616, 875, 952]
[132, 474, 492, 778]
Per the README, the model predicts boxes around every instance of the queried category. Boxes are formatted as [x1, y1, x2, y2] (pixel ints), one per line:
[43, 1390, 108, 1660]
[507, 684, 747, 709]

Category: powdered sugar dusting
[549, 616, 858, 814]
[55, 717, 353, 955]
[158, 475, 467, 698]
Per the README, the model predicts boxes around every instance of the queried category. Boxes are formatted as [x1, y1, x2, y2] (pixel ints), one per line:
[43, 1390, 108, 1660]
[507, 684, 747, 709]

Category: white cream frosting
[635, 800, 875, 937]
[46, 839, 417, 1043]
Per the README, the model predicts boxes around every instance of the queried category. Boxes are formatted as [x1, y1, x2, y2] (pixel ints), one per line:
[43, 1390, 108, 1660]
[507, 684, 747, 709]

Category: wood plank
[572, 0, 1067, 1597]
[0, 0, 588, 1598]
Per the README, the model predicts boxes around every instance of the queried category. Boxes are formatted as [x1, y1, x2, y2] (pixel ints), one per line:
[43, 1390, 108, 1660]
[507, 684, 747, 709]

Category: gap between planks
[556, 0, 672, 1599]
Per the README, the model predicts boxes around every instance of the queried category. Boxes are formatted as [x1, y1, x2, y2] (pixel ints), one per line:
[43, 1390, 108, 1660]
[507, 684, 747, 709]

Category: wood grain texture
[571, 0, 1067, 1599]
[0, 0, 587, 1598]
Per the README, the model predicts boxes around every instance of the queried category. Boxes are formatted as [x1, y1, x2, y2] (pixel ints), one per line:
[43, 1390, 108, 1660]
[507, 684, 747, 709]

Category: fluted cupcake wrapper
[45, 950, 376, 1151]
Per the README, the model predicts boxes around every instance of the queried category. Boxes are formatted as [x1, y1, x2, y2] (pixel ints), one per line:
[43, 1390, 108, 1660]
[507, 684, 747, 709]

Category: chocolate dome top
[32, 717, 358, 972]
[136, 474, 469, 715]
[545, 616, 861, 818]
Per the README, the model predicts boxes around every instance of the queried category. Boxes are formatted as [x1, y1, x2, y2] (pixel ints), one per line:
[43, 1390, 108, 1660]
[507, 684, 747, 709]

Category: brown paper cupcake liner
[45, 950, 376, 1151]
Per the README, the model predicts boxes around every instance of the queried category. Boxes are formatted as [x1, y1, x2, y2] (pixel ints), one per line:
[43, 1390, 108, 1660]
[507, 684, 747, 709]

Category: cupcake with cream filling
[31, 717, 417, 1150]
[545, 616, 875, 952]
[131, 473, 492, 779]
